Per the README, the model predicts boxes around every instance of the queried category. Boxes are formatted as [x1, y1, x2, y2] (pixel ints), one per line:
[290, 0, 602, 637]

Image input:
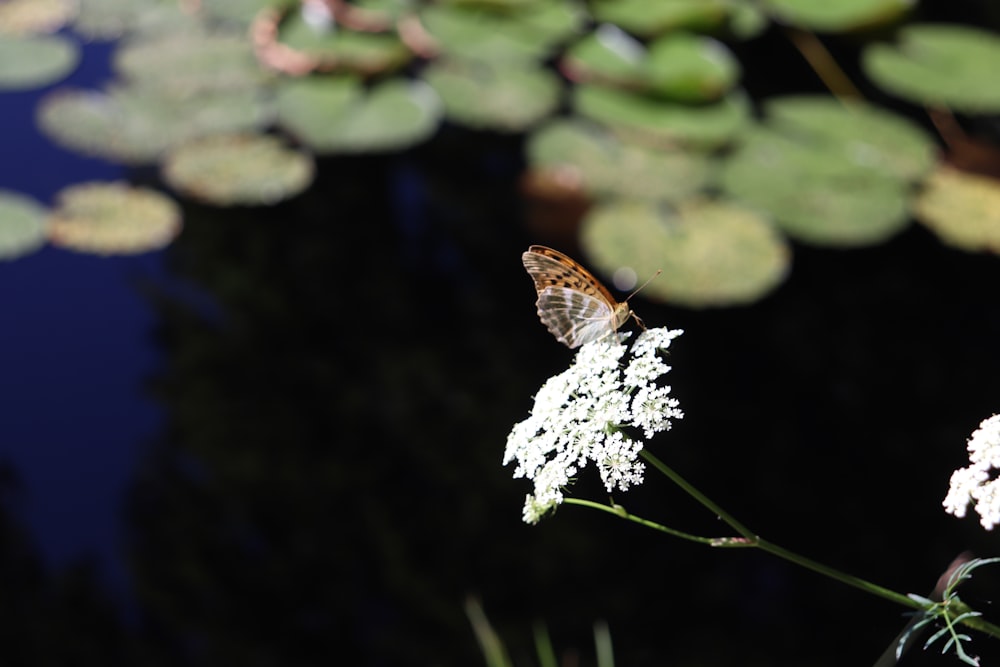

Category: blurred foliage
[0, 0, 997, 308]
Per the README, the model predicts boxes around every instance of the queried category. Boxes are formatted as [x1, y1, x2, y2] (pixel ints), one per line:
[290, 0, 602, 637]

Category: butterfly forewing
[522, 245, 634, 348]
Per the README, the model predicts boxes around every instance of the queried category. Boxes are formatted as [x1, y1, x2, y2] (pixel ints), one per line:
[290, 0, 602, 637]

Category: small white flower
[944, 414, 1000, 530]
[504, 327, 683, 523]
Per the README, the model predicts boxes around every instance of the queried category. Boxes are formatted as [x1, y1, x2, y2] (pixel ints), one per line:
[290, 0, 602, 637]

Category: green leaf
[276, 76, 442, 153]
[719, 96, 932, 246]
[162, 134, 314, 206]
[863, 24, 1000, 113]
[421, 2, 583, 63]
[278, 12, 411, 75]
[580, 198, 790, 307]
[526, 119, 711, 201]
[47, 182, 182, 255]
[573, 85, 750, 148]
[423, 59, 561, 132]
[0, 34, 78, 90]
[0, 191, 48, 260]
[590, 0, 732, 38]
[913, 165, 1000, 253]
[564, 26, 740, 103]
[761, 0, 912, 32]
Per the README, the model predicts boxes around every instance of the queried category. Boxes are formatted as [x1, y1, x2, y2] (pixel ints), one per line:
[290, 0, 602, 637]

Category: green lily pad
[590, 0, 730, 37]
[420, 2, 584, 63]
[114, 31, 268, 94]
[761, 0, 912, 31]
[278, 12, 411, 75]
[863, 24, 1000, 113]
[37, 84, 271, 164]
[573, 84, 750, 148]
[162, 134, 314, 206]
[0, 0, 76, 36]
[718, 96, 935, 246]
[47, 182, 182, 255]
[580, 198, 790, 307]
[763, 95, 937, 181]
[719, 126, 910, 246]
[0, 34, 78, 90]
[276, 76, 442, 154]
[0, 191, 48, 260]
[564, 26, 739, 103]
[72, 0, 191, 40]
[201, 0, 289, 24]
[423, 59, 561, 132]
[526, 119, 711, 201]
[913, 165, 1000, 253]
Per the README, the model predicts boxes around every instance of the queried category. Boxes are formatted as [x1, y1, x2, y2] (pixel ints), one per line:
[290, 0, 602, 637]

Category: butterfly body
[522, 245, 634, 348]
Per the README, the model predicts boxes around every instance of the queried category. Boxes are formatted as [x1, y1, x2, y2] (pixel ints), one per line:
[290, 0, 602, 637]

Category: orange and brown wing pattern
[521, 245, 618, 307]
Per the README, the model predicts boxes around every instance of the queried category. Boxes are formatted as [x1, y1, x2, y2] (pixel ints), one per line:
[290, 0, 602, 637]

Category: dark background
[2, 6, 1000, 666]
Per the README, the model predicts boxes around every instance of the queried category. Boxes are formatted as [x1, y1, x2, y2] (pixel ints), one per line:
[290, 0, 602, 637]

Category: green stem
[574, 450, 1000, 640]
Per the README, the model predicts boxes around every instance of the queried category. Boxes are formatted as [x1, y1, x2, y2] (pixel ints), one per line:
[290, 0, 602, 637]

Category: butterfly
[522, 245, 643, 348]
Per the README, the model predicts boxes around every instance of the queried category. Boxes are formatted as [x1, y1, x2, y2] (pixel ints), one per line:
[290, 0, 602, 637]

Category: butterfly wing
[536, 286, 619, 348]
[522, 246, 632, 348]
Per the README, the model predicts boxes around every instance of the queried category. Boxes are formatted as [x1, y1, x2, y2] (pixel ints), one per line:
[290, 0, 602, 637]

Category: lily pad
[47, 182, 182, 255]
[590, 0, 732, 37]
[278, 11, 411, 75]
[863, 24, 1000, 113]
[37, 85, 271, 164]
[0, 34, 78, 90]
[564, 26, 739, 103]
[114, 32, 268, 94]
[719, 126, 910, 246]
[423, 59, 561, 132]
[72, 0, 189, 40]
[718, 96, 934, 246]
[573, 84, 750, 148]
[420, 2, 584, 63]
[913, 165, 1000, 253]
[763, 95, 937, 181]
[0, 0, 77, 36]
[162, 134, 314, 206]
[0, 191, 48, 260]
[202, 0, 289, 24]
[526, 119, 711, 201]
[580, 198, 790, 307]
[761, 0, 912, 31]
[276, 76, 442, 153]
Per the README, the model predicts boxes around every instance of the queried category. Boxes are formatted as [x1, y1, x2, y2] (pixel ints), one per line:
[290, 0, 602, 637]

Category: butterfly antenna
[624, 269, 662, 303]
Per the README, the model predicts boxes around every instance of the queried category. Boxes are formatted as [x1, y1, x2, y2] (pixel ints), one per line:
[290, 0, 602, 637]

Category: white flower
[504, 327, 684, 523]
[944, 414, 1000, 530]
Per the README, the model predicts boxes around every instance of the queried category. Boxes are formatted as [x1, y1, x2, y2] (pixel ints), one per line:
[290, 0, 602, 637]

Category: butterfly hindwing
[536, 286, 617, 348]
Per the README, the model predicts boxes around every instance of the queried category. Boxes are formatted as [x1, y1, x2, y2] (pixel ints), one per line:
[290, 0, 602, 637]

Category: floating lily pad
[420, 2, 584, 63]
[761, 0, 912, 31]
[0, 0, 76, 36]
[564, 26, 739, 103]
[0, 191, 48, 260]
[38, 85, 271, 164]
[763, 95, 937, 180]
[47, 182, 182, 255]
[591, 0, 729, 37]
[423, 59, 561, 132]
[162, 134, 314, 206]
[202, 0, 289, 24]
[913, 165, 1000, 253]
[863, 24, 1000, 113]
[276, 76, 442, 153]
[72, 0, 190, 40]
[526, 119, 711, 201]
[0, 34, 78, 90]
[580, 198, 790, 307]
[573, 84, 749, 148]
[278, 11, 411, 74]
[718, 96, 934, 246]
[114, 32, 268, 94]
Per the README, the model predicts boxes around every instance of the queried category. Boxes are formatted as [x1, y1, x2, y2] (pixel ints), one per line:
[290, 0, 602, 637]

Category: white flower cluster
[504, 327, 684, 524]
[944, 414, 1000, 530]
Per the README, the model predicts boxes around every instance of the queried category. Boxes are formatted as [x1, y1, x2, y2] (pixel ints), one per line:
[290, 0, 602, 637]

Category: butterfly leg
[630, 311, 647, 331]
